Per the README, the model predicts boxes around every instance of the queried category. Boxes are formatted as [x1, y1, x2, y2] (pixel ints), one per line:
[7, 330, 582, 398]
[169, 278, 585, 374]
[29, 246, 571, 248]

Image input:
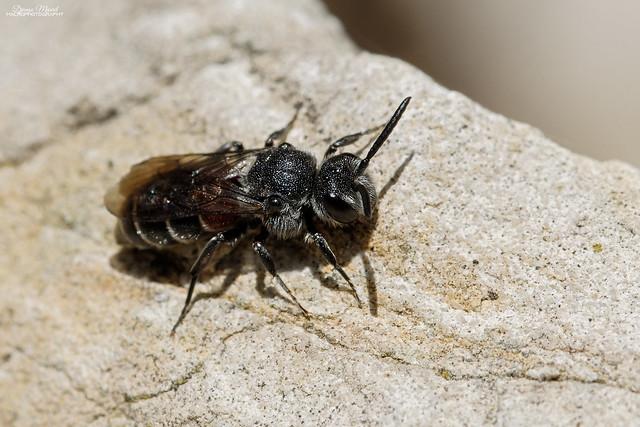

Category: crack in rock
[123, 361, 205, 403]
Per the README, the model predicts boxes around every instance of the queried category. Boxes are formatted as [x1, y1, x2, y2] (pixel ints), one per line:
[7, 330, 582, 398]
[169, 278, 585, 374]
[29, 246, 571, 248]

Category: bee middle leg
[264, 103, 302, 147]
[252, 230, 310, 317]
[324, 124, 385, 159]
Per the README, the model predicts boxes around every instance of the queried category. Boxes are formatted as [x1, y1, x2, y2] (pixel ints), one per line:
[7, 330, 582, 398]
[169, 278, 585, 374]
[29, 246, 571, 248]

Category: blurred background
[325, 0, 640, 166]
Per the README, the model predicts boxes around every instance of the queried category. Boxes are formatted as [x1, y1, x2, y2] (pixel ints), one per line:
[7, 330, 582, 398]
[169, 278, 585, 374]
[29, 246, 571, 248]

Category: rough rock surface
[1, 1, 639, 426]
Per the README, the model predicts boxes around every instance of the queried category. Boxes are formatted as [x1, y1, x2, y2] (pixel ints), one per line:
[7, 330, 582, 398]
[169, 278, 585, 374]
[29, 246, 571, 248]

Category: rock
[1, 0, 639, 425]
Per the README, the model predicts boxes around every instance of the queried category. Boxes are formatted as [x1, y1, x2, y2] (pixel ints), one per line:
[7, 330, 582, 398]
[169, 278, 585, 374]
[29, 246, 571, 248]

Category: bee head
[312, 154, 375, 226]
[312, 97, 411, 226]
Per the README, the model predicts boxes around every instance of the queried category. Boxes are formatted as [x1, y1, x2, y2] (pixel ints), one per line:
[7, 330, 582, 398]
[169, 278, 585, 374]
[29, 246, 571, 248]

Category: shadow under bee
[110, 247, 191, 287]
[108, 221, 377, 315]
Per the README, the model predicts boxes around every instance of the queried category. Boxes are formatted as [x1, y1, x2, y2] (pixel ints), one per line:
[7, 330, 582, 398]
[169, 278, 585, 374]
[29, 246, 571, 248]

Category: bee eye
[324, 193, 358, 223]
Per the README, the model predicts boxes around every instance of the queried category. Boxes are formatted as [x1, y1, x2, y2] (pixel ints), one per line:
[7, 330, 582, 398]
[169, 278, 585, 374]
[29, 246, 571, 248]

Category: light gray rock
[1, 0, 638, 426]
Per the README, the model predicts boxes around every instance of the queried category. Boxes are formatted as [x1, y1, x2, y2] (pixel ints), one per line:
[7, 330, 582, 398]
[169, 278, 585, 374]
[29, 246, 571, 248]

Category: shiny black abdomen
[115, 213, 204, 249]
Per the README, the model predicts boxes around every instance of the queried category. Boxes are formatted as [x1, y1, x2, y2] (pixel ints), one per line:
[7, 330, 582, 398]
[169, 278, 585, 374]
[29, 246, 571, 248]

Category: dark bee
[105, 97, 411, 332]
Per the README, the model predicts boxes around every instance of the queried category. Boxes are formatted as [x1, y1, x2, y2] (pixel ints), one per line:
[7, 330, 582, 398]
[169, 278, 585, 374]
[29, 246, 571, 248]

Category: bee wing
[105, 149, 267, 222]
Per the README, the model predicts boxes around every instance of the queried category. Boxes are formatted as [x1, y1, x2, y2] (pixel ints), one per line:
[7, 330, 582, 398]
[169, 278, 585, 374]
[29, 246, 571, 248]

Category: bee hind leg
[171, 226, 246, 334]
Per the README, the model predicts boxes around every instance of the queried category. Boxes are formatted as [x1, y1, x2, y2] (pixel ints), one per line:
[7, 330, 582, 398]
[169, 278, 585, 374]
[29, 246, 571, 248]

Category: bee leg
[252, 233, 310, 318]
[214, 140, 244, 153]
[305, 231, 362, 307]
[324, 124, 385, 159]
[264, 103, 302, 147]
[171, 228, 244, 334]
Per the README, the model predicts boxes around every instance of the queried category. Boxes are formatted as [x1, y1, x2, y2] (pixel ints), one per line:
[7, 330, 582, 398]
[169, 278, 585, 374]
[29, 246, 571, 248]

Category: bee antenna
[356, 96, 411, 175]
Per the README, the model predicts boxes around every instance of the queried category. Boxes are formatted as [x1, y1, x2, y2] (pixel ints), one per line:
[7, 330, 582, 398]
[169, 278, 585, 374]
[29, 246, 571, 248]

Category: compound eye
[324, 193, 358, 223]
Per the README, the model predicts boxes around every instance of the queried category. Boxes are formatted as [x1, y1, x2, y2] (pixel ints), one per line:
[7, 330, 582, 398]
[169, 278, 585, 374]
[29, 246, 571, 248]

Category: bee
[105, 97, 411, 332]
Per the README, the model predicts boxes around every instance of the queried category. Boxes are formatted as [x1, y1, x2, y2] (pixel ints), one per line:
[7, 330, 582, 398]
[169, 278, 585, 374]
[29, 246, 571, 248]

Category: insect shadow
[109, 151, 414, 317]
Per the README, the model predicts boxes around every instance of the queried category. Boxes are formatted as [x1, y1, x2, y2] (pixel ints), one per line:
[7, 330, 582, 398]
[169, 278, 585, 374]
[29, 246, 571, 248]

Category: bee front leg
[303, 210, 361, 306]
[305, 231, 362, 307]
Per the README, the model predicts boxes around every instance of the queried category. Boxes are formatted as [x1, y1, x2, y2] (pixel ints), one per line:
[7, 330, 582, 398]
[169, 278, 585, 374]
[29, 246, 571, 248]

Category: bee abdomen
[115, 217, 202, 248]
[166, 217, 201, 243]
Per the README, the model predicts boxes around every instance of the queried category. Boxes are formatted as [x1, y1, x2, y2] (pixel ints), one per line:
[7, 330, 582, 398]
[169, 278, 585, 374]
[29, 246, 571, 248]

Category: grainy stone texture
[1, 1, 639, 426]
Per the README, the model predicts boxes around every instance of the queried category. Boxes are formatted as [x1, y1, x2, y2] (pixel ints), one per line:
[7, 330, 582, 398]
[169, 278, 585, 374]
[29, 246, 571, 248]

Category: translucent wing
[105, 149, 267, 222]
